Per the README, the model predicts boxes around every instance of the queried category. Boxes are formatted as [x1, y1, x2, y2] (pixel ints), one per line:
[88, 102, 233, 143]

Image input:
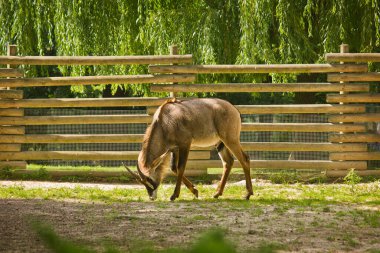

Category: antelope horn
[122, 163, 154, 190]
[122, 162, 144, 184]
[136, 164, 155, 190]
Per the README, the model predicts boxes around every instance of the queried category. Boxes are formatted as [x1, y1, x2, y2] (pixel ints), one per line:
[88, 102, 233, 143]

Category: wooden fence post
[339, 44, 350, 133]
[0, 44, 26, 169]
[328, 44, 368, 172]
[339, 44, 349, 101]
[169, 45, 178, 98]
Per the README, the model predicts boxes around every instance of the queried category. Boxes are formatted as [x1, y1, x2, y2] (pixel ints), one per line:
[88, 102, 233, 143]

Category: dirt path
[0, 181, 379, 252]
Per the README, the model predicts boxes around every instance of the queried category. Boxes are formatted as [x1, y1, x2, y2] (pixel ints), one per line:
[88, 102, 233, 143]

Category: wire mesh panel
[21, 105, 380, 169]
[23, 109, 146, 166]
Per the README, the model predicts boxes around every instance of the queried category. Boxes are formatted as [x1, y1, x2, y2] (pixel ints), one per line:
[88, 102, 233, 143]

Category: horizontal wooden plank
[327, 93, 380, 103]
[0, 151, 137, 160]
[147, 107, 158, 115]
[0, 55, 193, 65]
[0, 97, 168, 108]
[0, 68, 23, 77]
[329, 113, 380, 123]
[326, 170, 380, 177]
[124, 104, 367, 116]
[0, 161, 27, 169]
[0, 99, 364, 114]
[329, 133, 380, 143]
[0, 144, 21, 151]
[236, 104, 366, 114]
[186, 160, 367, 170]
[328, 73, 380, 82]
[0, 134, 144, 143]
[149, 64, 368, 74]
[326, 53, 380, 62]
[150, 83, 369, 93]
[0, 89, 23, 99]
[330, 152, 380, 161]
[0, 109, 24, 116]
[0, 151, 209, 161]
[241, 123, 366, 132]
[240, 142, 367, 152]
[0, 126, 25, 134]
[0, 135, 365, 152]
[0, 115, 153, 125]
[11, 169, 206, 177]
[0, 74, 195, 88]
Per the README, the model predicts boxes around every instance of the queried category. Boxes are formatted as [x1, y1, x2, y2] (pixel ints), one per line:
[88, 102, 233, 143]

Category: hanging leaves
[0, 0, 379, 101]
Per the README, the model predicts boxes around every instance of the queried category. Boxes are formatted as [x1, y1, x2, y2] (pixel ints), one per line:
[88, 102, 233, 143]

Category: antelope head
[123, 150, 170, 200]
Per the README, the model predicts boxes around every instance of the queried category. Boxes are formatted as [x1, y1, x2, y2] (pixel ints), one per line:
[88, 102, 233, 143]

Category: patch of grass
[252, 242, 286, 253]
[251, 207, 265, 217]
[352, 210, 380, 228]
[0, 168, 52, 181]
[1, 183, 380, 206]
[342, 233, 360, 248]
[344, 169, 362, 193]
[0, 166, 13, 179]
[268, 172, 300, 184]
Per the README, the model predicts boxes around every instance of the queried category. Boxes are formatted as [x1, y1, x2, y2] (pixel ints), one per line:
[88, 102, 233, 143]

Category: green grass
[2, 181, 379, 252]
[0, 164, 340, 184]
[1, 182, 379, 206]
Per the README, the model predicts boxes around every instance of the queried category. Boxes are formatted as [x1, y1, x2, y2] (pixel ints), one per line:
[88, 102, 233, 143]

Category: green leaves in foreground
[33, 222, 281, 253]
[33, 222, 94, 253]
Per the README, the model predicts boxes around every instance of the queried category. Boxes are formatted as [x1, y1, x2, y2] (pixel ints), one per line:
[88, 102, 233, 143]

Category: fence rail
[0, 55, 193, 65]
[329, 134, 380, 143]
[0, 134, 145, 143]
[0, 90, 23, 99]
[235, 104, 366, 114]
[151, 83, 369, 93]
[241, 123, 366, 132]
[326, 53, 380, 62]
[149, 64, 368, 74]
[0, 151, 209, 161]
[0, 97, 168, 108]
[0, 68, 23, 77]
[328, 73, 380, 82]
[0, 115, 153, 125]
[327, 94, 380, 103]
[0, 74, 195, 88]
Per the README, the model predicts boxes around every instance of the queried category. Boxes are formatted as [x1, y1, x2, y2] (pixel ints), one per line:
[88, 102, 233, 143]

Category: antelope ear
[151, 150, 170, 170]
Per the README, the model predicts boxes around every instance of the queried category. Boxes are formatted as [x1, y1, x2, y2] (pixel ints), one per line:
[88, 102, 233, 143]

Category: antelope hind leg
[213, 142, 234, 199]
[224, 141, 253, 200]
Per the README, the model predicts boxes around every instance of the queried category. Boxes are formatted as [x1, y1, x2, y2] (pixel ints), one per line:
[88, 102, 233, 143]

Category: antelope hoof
[213, 192, 221, 199]
[193, 188, 199, 198]
[170, 194, 178, 201]
[244, 192, 253, 200]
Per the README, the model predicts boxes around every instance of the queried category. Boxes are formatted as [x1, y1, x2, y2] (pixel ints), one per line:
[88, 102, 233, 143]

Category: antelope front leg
[170, 147, 190, 201]
[171, 151, 198, 198]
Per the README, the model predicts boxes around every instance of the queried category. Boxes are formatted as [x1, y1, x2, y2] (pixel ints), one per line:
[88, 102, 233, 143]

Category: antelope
[124, 98, 253, 201]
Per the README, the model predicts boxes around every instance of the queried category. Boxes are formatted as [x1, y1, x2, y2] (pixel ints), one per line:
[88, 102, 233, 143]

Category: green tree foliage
[0, 0, 379, 101]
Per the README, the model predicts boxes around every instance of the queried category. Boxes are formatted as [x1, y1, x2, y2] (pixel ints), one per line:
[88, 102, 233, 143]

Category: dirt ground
[0, 181, 379, 252]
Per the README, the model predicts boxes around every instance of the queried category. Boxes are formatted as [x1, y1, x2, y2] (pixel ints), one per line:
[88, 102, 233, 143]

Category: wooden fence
[1, 44, 380, 178]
